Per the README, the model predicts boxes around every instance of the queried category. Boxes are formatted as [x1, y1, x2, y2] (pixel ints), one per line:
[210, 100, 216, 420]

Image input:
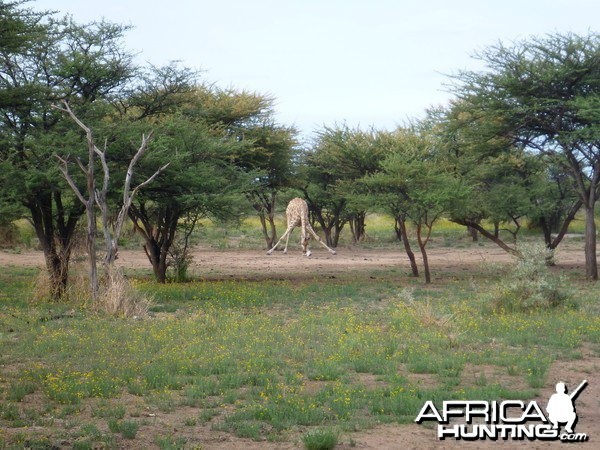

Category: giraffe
[267, 198, 337, 256]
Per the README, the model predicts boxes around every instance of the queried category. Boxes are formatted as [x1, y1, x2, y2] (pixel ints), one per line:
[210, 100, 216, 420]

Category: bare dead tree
[54, 102, 100, 301]
[54, 100, 168, 302]
[94, 131, 168, 268]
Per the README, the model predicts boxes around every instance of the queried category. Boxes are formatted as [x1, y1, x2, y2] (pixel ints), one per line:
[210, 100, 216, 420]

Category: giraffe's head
[301, 233, 311, 256]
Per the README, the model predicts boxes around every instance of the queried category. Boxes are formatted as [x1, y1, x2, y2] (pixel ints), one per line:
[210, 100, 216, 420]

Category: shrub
[167, 238, 194, 282]
[108, 419, 139, 439]
[489, 243, 569, 312]
[301, 428, 339, 450]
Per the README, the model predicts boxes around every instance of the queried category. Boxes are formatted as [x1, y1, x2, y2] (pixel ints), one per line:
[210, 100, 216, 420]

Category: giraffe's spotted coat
[267, 198, 337, 256]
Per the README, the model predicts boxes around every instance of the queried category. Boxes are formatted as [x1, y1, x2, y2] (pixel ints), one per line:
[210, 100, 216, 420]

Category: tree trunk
[130, 203, 179, 283]
[395, 215, 419, 277]
[349, 212, 367, 243]
[302, 193, 346, 249]
[141, 234, 172, 284]
[314, 217, 334, 248]
[539, 217, 553, 248]
[43, 252, 69, 300]
[314, 216, 344, 248]
[467, 226, 478, 242]
[452, 218, 520, 257]
[259, 212, 277, 250]
[151, 245, 169, 283]
[54, 101, 101, 302]
[139, 239, 166, 283]
[584, 204, 598, 280]
[35, 236, 73, 300]
[27, 191, 83, 300]
[332, 222, 343, 247]
[416, 223, 431, 284]
[85, 195, 99, 301]
[248, 191, 278, 250]
[268, 215, 277, 249]
[549, 199, 582, 250]
[320, 222, 334, 248]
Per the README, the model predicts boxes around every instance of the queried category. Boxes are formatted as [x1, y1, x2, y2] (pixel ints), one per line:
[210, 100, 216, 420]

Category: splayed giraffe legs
[267, 224, 295, 255]
[266, 198, 336, 256]
[304, 223, 336, 255]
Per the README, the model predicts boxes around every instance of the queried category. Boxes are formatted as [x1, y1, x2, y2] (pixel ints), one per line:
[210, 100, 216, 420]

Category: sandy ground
[1, 242, 598, 448]
[1, 243, 518, 275]
[0, 241, 585, 279]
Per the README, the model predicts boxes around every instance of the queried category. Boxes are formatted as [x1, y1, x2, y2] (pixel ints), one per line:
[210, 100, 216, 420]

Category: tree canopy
[2, 3, 599, 291]
[448, 32, 600, 278]
[0, 2, 135, 297]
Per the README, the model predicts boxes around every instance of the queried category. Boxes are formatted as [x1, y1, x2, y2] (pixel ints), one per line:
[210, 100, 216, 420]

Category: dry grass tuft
[30, 269, 53, 303]
[399, 287, 460, 346]
[66, 267, 92, 305]
[98, 269, 151, 318]
[30, 264, 150, 318]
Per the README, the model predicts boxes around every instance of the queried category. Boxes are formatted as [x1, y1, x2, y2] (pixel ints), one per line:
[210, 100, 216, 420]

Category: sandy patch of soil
[0, 239, 587, 279]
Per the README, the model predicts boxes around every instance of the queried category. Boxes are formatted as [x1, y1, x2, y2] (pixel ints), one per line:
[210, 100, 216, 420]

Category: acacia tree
[355, 130, 419, 276]
[335, 127, 388, 243]
[436, 102, 582, 259]
[122, 84, 270, 283]
[299, 161, 347, 248]
[0, 4, 134, 298]
[242, 122, 298, 249]
[527, 158, 582, 248]
[300, 125, 385, 246]
[189, 88, 298, 250]
[450, 32, 600, 279]
[363, 127, 464, 283]
[219, 112, 298, 250]
[124, 115, 245, 283]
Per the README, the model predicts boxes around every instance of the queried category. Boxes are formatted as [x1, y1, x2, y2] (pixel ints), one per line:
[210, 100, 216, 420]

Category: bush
[108, 419, 139, 439]
[301, 428, 339, 450]
[489, 243, 569, 312]
[167, 238, 194, 282]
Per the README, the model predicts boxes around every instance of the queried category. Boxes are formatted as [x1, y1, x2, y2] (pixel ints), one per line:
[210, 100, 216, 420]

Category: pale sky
[32, 0, 599, 138]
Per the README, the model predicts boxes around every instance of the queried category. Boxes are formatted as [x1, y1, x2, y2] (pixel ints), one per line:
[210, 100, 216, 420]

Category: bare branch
[123, 132, 154, 205]
[75, 157, 88, 176]
[54, 100, 169, 273]
[53, 99, 103, 167]
[129, 163, 170, 200]
[52, 100, 92, 137]
[94, 145, 110, 209]
[54, 154, 88, 206]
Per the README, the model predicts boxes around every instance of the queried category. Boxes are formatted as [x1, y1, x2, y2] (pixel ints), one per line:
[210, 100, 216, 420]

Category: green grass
[1, 254, 599, 447]
[108, 418, 139, 439]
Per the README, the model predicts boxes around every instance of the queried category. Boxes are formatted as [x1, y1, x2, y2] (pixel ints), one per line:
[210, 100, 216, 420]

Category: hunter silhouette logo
[547, 380, 587, 435]
[415, 379, 589, 442]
